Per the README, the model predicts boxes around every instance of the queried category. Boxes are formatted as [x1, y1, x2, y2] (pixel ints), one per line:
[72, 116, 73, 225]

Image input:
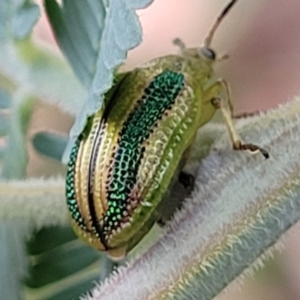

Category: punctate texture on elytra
[65, 48, 219, 258]
[65, 1, 262, 259]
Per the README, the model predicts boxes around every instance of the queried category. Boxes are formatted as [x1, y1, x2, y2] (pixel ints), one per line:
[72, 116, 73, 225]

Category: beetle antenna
[204, 0, 237, 48]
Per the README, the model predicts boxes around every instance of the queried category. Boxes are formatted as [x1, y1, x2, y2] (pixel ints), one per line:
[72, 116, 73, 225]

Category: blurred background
[25, 0, 300, 299]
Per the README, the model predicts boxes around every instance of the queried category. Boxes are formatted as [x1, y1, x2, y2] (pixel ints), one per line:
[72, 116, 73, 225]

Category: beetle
[66, 0, 268, 259]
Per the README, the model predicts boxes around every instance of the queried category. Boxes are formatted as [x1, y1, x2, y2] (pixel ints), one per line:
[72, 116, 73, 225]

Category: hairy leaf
[32, 131, 68, 162]
[1, 93, 35, 179]
[12, 3, 40, 39]
[0, 88, 11, 108]
[0, 113, 10, 137]
[83, 98, 300, 299]
[44, 0, 154, 162]
[0, 0, 39, 41]
[25, 242, 99, 288]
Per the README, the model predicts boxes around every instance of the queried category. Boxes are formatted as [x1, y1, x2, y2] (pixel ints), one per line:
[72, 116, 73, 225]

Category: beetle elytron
[66, 0, 268, 259]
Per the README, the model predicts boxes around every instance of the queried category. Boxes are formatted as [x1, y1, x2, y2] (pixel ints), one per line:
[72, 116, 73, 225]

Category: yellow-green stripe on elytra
[66, 1, 267, 259]
[66, 50, 215, 258]
[66, 57, 210, 255]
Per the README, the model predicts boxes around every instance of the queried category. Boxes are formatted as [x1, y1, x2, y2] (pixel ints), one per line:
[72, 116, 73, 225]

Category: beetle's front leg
[204, 79, 269, 159]
[173, 38, 186, 53]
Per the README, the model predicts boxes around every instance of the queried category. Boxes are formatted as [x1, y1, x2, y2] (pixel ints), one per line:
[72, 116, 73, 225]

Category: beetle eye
[200, 47, 216, 60]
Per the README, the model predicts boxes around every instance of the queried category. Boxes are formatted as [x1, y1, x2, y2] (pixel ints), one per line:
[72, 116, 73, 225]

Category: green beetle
[66, 0, 268, 259]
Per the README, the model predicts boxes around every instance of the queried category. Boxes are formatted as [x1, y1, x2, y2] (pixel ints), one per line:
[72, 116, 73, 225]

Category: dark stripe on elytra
[103, 70, 185, 235]
[66, 135, 88, 230]
[87, 119, 109, 249]
[85, 82, 130, 248]
[84, 78, 132, 248]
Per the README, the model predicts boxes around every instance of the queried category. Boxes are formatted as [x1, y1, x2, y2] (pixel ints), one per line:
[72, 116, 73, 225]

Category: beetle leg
[203, 79, 268, 158]
[157, 218, 166, 227]
[216, 78, 234, 116]
[211, 95, 269, 159]
[173, 38, 186, 53]
[216, 53, 230, 62]
[178, 171, 195, 190]
[233, 110, 260, 119]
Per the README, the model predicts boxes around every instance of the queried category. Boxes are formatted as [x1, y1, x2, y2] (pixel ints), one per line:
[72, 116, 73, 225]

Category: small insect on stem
[66, 0, 269, 260]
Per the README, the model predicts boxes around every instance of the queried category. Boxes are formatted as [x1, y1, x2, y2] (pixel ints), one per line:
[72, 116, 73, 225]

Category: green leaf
[44, 0, 105, 88]
[0, 88, 11, 108]
[0, 1, 38, 289]
[32, 131, 68, 161]
[45, 0, 151, 94]
[0, 40, 86, 116]
[0, 0, 86, 116]
[1, 93, 36, 179]
[0, 1, 13, 41]
[45, 275, 99, 300]
[90, 0, 153, 99]
[127, 0, 154, 9]
[25, 241, 100, 288]
[25, 227, 105, 300]
[12, 3, 40, 39]
[0, 113, 10, 136]
[26, 226, 77, 255]
[0, 221, 28, 300]
[0, 147, 5, 160]
[0, 0, 39, 41]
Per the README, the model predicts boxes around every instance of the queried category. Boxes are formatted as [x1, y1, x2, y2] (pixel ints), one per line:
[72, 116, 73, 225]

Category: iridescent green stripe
[65, 136, 87, 230]
[103, 70, 185, 236]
